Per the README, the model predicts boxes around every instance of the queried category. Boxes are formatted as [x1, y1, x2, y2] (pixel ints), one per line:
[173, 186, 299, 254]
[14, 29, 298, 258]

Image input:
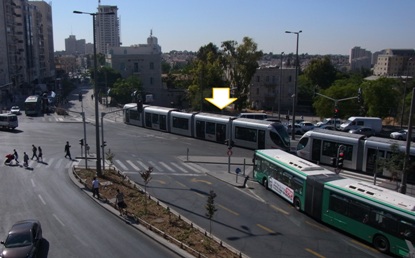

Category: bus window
[292, 177, 304, 195]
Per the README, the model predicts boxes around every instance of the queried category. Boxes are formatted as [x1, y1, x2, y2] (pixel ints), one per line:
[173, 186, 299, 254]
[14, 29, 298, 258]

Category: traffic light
[79, 139, 84, 146]
[101, 141, 107, 148]
[334, 105, 339, 118]
[224, 139, 234, 147]
[78, 92, 82, 102]
[357, 88, 362, 103]
[337, 145, 345, 169]
[137, 99, 143, 112]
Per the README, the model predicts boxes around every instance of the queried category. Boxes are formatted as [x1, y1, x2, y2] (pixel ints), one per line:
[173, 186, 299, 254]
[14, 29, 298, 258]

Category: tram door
[258, 130, 265, 149]
[365, 148, 377, 174]
[195, 120, 205, 139]
[216, 124, 226, 143]
[311, 139, 321, 162]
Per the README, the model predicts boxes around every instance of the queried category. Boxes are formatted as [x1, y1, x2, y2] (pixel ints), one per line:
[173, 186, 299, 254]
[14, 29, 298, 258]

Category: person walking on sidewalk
[38, 146, 43, 162]
[13, 149, 19, 164]
[64, 141, 72, 159]
[31, 144, 38, 160]
[116, 189, 126, 215]
[92, 177, 100, 199]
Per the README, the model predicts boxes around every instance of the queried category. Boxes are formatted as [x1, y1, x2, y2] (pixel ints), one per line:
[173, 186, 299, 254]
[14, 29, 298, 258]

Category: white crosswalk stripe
[181, 162, 201, 173]
[137, 160, 148, 171]
[54, 158, 63, 169]
[170, 162, 188, 173]
[159, 161, 175, 172]
[189, 163, 209, 173]
[148, 161, 162, 172]
[115, 160, 128, 171]
[126, 160, 141, 171]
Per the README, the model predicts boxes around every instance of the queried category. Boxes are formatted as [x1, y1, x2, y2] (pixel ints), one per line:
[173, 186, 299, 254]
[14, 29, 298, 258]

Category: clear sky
[49, 0, 415, 55]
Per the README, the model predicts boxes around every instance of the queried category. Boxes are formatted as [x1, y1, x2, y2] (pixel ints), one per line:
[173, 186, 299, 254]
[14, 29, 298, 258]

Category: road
[0, 85, 392, 257]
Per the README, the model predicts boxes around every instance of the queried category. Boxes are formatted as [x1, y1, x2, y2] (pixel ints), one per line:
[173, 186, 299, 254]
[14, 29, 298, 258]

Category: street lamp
[400, 57, 413, 129]
[285, 30, 302, 140]
[73, 10, 114, 176]
[278, 52, 284, 121]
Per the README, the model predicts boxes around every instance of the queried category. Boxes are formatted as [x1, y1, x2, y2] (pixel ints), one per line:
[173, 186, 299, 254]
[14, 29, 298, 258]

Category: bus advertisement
[253, 149, 415, 256]
[24, 95, 42, 116]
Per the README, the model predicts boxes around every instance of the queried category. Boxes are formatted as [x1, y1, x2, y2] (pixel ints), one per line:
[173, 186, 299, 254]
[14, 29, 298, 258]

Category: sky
[48, 0, 415, 55]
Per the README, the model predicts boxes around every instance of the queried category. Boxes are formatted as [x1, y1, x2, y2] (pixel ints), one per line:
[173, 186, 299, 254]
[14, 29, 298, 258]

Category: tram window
[322, 141, 337, 157]
[270, 131, 282, 145]
[235, 126, 257, 142]
[130, 110, 140, 120]
[152, 114, 159, 124]
[160, 115, 166, 130]
[172, 117, 189, 130]
[206, 122, 215, 134]
[145, 113, 152, 127]
[297, 137, 308, 150]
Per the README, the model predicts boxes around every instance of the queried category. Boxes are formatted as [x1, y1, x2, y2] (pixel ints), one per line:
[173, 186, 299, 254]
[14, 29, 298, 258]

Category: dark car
[1, 220, 42, 258]
[349, 127, 375, 137]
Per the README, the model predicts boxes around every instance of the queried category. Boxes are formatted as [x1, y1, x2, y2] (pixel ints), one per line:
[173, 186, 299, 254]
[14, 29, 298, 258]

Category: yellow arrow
[205, 88, 237, 109]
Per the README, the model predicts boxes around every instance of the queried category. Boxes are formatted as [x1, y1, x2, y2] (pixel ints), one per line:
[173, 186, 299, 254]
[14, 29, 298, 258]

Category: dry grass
[74, 168, 240, 258]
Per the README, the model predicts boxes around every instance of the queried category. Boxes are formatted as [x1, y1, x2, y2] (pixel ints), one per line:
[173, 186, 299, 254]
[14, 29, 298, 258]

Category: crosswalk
[0, 157, 73, 169]
[112, 159, 210, 175]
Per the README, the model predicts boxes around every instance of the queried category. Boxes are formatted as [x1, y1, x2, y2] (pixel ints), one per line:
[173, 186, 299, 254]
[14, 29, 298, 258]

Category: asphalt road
[0, 85, 392, 258]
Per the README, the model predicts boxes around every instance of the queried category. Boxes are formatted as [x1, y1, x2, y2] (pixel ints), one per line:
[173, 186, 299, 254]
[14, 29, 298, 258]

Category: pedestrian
[92, 177, 100, 199]
[116, 189, 126, 215]
[38, 146, 43, 162]
[31, 144, 38, 160]
[23, 152, 29, 167]
[64, 141, 72, 159]
[13, 149, 19, 164]
[91, 94, 94, 100]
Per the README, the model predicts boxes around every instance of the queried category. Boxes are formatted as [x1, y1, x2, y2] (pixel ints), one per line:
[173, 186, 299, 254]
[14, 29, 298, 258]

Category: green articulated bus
[253, 149, 415, 257]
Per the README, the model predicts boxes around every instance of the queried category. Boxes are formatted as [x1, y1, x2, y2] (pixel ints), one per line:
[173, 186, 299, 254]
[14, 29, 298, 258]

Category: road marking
[175, 181, 187, 188]
[126, 160, 140, 171]
[270, 204, 290, 215]
[137, 160, 147, 170]
[153, 179, 167, 185]
[65, 161, 72, 169]
[181, 162, 201, 173]
[218, 204, 239, 216]
[54, 158, 63, 169]
[159, 161, 175, 172]
[305, 248, 326, 258]
[256, 223, 275, 234]
[170, 162, 188, 173]
[191, 178, 212, 185]
[48, 158, 55, 166]
[187, 163, 209, 173]
[38, 194, 46, 205]
[350, 239, 379, 253]
[148, 161, 162, 171]
[305, 220, 329, 232]
[53, 213, 65, 227]
[31, 179, 36, 187]
[152, 173, 202, 176]
[115, 160, 128, 171]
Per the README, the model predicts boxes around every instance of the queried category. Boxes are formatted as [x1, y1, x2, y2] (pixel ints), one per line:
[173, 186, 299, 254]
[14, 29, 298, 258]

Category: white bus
[0, 113, 18, 130]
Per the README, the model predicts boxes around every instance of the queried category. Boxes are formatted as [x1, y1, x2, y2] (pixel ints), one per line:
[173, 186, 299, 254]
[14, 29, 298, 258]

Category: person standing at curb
[38, 146, 43, 162]
[64, 141, 72, 159]
[13, 149, 19, 164]
[31, 144, 38, 160]
[92, 177, 100, 199]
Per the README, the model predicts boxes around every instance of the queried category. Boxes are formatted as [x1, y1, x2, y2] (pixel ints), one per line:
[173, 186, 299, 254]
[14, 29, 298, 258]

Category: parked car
[319, 125, 336, 130]
[390, 129, 415, 141]
[286, 124, 303, 135]
[315, 118, 342, 127]
[298, 121, 315, 133]
[10, 106, 21, 115]
[1, 220, 42, 258]
[349, 127, 376, 137]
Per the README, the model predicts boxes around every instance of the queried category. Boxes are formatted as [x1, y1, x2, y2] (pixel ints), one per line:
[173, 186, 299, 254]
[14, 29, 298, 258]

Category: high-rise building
[65, 35, 86, 55]
[95, 5, 120, 54]
[349, 46, 372, 72]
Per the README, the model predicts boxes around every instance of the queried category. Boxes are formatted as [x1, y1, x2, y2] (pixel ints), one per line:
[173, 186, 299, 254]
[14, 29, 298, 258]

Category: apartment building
[249, 65, 297, 112]
[350, 46, 372, 71]
[96, 5, 120, 54]
[65, 35, 86, 55]
[373, 49, 415, 77]
[106, 32, 167, 105]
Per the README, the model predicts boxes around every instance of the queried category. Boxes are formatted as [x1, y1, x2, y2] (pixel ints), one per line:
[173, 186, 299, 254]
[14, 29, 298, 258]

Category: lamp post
[285, 30, 302, 140]
[278, 52, 284, 121]
[73, 10, 114, 176]
[400, 58, 412, 129]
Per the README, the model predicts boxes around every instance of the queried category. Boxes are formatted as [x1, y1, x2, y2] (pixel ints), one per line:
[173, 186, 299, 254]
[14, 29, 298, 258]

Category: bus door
[195, 120, 205, 139]
[258, 130, 265, 149]
[312, 139, 321, 162]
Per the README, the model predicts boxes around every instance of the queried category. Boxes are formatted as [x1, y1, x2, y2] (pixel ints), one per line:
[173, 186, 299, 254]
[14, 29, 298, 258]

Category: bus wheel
[294, 197, 301, 211]
[373, 234, 389, 253]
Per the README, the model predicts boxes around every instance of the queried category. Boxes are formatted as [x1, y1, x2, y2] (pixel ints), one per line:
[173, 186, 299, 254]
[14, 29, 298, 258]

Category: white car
[10, 106, 21, 115]
[390, 129, 415, 140]
[298, 121, 315, 133]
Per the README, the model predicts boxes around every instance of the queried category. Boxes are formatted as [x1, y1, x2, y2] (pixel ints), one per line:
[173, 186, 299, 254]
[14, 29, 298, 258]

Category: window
[134, 63, 139, 73]
[172, 117, 189, 130]
[150, 62, 154, 70]
[235, 126, 257, 142]
[256, 88, 259, 95]
[152, 114, 159, 124]
[150, 77, 153, 85]
[206, 122, 215, 134]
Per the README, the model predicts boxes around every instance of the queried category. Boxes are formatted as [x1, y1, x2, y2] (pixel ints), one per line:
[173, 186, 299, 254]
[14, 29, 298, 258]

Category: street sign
[235, 168, 241, 174]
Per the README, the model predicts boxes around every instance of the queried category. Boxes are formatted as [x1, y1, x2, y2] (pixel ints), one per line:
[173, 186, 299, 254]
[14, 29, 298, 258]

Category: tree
[187, 43, 227, 111]
[376, 144, 405, 191]
[140, 166, 153, 214]
[110, 76, 142, 105]
[221, 37, 263, 110]
[303, 56, 337, 89]
[205, 190, 217, 235]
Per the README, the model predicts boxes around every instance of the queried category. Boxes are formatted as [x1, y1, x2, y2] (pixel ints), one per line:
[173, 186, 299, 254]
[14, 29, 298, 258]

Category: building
[0, 0, 10, 89]
[373, 49, 415, 77]
[96, 5, 120, 54]
[349, 47, 372, 72]
[249, 65, 297, 112]
[65, 35, 86, 55]
[106, 32, 167, 105]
